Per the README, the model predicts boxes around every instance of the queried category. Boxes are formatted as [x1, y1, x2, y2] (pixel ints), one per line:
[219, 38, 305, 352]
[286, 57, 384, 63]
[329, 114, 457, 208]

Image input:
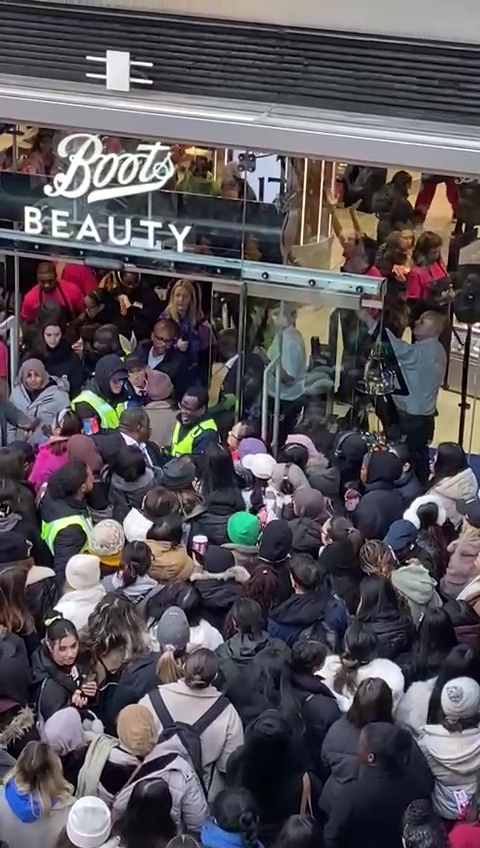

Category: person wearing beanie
[258, 520, 294, 603]
[144, 369, 177, 449]
[54, 554, 106, 632]
[190, 546, 251, 632]
[351, 451, 404, 540]
[223, 512, 261, 572]
[89, 519, 125, 572]
[403, 799, 449, 848]
[66, 797, 112, 848]
[418, 677, 480, 820]
[157, 606, 191, 653]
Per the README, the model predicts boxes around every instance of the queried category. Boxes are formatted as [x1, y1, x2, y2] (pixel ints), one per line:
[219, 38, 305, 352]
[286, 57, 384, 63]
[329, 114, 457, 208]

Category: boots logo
[44, 133, 175, 203]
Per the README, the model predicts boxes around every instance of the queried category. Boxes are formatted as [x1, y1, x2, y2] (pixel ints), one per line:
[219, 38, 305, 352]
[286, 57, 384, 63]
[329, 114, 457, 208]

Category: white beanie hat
[441, 676, 480, 720]
[66, 797, 111, 848]
[241, 453, 276, 481]
[65, 555, 101, 591]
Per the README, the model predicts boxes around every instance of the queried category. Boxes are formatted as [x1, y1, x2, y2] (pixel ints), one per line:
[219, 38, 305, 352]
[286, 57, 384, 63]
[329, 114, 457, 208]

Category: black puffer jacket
[289, 517, 321, 557]
[364, 609, 415, 661]
[291, 671, 340, 777]
[189, 564, 251, 631]
[31, 645, 91, 722]
[192, 488, 245, 546]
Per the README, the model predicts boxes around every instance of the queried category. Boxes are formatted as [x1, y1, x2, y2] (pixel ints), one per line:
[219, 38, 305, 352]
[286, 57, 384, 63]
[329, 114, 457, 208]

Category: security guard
[170, 386, 219, 457]
[71, 354, 128, 432]
[40, 459, 94, 582]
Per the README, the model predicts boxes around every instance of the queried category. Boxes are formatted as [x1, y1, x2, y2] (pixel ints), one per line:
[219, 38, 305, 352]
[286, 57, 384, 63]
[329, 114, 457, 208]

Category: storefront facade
[1, 0, 480, 449]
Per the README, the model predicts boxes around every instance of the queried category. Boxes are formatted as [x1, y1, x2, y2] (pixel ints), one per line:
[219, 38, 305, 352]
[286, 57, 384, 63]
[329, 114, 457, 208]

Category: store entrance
[3, 248, 380, 455]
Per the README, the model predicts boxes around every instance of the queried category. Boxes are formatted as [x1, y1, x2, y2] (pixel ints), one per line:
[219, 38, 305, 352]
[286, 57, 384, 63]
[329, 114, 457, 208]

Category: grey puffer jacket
[109, 468, 156, 524]
[112, 734, 208, 833]
[9, 377, 70, 446]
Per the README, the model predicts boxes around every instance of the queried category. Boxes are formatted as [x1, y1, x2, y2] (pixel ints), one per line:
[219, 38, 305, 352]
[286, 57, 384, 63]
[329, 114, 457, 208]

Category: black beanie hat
[259, 520, 293, 564]
[203, 546, 235, 574]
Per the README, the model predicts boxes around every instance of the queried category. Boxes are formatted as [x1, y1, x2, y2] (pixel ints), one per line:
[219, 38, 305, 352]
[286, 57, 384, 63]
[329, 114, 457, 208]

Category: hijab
[285, 433, 328, 470]
[18, 358, 49, 396]
[293, 487, 328, 521]
[67, 434, 103, 474]
[270, 461, 310, 494]
[43, 707, 85, 755]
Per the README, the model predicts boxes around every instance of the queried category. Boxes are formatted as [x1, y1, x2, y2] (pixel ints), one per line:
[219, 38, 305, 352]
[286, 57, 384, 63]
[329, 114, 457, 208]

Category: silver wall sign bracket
[86, 50, 153, 92]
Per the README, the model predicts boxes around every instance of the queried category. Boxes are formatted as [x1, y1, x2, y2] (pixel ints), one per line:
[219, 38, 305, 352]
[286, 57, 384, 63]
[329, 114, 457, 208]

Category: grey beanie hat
[156, 606, 190, 651]
[441, 676, 480, 720]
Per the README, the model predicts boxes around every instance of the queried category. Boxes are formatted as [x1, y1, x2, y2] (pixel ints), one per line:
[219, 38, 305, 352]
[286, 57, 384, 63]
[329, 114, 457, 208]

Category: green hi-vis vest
[41, 515, 93, 554]
[171, 419, 218, 456]
[71, 390, 127, 430]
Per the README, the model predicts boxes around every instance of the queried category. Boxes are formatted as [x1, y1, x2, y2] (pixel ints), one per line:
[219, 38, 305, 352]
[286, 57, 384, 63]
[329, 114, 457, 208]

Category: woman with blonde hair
[359, 539, 396, 578]
[441, 501, 480, 598]
[0, 741, 74, 848]
[160, 279, 212, 360]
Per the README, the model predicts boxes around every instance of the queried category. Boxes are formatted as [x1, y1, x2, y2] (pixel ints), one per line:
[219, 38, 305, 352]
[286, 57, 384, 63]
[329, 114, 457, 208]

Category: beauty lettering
[22, 133, 192, 252]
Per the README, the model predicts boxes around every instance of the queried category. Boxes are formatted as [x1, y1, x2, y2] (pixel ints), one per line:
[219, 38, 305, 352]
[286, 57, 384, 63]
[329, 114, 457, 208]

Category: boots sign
[23, 133, 192, 252]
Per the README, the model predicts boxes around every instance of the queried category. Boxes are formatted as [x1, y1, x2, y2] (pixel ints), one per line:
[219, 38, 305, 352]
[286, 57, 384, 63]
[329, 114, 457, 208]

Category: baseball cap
[459, 499, 480, 529]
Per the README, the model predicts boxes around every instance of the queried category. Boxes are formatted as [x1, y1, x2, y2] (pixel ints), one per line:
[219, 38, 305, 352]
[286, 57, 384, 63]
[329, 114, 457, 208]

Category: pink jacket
[441, 536, 480, 598]
[29, 442, 69, 493]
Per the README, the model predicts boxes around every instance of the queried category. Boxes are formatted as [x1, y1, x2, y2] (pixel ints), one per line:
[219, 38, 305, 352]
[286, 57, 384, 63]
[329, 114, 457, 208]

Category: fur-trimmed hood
[404, 494, 447, 528]
[0, 706, 35, 748]
[190, 565, 250, 585]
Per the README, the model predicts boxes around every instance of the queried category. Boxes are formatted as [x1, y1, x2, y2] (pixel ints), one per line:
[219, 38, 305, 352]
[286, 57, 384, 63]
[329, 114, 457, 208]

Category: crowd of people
[0, 249, 478, 848]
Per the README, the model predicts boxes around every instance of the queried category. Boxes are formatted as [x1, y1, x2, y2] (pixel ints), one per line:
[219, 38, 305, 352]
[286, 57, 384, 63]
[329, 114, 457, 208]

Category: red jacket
[20, 279, 85, 323]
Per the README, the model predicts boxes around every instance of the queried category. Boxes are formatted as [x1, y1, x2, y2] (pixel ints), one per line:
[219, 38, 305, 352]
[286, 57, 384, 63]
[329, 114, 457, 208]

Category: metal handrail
[261, 353, 280, 442]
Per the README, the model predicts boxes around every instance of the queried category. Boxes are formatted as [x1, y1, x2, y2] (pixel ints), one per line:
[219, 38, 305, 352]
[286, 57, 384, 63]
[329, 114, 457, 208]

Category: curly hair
[81, 593, 147, 667]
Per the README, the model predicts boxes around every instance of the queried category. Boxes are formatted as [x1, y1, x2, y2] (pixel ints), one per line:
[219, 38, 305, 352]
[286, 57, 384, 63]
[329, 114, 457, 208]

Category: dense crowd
[0, 215, 478, 848]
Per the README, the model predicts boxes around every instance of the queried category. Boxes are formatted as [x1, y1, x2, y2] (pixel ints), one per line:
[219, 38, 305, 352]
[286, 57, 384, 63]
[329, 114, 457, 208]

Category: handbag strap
[299, 772, 313, 816]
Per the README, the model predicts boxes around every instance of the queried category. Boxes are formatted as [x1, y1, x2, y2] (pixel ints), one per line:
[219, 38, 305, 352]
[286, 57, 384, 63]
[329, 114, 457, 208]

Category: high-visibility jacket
[71, 390, 127, 430]
[41, 514, 93, 554]
[170, 419, 218, 456]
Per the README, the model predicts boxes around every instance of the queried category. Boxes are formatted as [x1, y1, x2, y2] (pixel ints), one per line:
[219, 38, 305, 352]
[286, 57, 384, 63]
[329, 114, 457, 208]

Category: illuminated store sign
[23, 133, 191, 251]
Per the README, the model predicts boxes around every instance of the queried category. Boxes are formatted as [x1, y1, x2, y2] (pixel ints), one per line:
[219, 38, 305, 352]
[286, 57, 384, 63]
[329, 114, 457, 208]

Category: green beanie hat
[227, 512, 261, 547]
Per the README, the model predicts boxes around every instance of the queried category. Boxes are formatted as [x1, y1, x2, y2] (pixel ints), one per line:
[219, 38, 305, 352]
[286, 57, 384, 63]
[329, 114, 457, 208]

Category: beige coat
[145, 401, 177, 448]
[139, 680, 244, 799]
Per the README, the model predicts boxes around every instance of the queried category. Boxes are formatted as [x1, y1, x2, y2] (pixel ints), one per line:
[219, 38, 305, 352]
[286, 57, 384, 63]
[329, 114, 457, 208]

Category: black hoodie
[73, 354, 127, 425]
[267, 591, 348, 650]
[352, 452, 404, 540]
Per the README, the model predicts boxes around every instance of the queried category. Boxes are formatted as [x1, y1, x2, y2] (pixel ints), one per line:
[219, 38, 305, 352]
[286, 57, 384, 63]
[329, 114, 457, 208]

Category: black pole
[458, 324, 472, 447]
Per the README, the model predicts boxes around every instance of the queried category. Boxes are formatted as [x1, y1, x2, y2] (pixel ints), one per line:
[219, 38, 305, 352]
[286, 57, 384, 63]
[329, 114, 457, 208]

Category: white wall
[36, 0, 480, 44]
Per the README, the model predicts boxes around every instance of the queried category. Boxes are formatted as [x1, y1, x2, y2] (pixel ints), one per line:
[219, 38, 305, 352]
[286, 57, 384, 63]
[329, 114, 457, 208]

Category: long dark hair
[429, 442, 468, 489]
[274, 816, 321, 848]
[196, 444, 240, 499]
[114, 778, 176, 848]
[346, 677, 393, 728]
[333, 621, 378, 695]
[409, 607, 457, 683]
[356, 575, 400, 621]
[0, 566, 34, 634]
[120, 541, 152, 587]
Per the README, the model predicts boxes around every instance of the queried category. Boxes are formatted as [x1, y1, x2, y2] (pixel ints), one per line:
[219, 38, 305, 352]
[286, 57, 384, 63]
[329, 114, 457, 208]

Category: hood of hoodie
[110, 468, 155, 494]
[93, 354, 127, 404]
[430, 468, 479, 502]
[0, 512, 22, 533]
[5, 778, 44, 823]
[391, 561, 437, 604]
[270, 591, 328, 626]
[220, 631, 274, 663]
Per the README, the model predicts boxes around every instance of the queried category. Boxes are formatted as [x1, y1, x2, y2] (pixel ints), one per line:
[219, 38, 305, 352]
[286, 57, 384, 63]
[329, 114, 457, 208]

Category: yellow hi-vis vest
[71, 390, 127, 430]
[41, 515, 93, 554]
[171, 419, 218, 456]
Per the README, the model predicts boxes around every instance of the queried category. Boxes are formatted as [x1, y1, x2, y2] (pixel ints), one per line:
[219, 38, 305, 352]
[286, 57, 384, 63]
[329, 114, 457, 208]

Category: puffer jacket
[319, 655, 405, 713]
[289, 517, 321, 557]
[192, 489, 245, 546]
[441, 536, 480, 598]
[427, 468, 479, 529]
[0, 780, 73, 848]
[190, 565, 251, 631]
[418, 724, 480, 819]
[9, 377, 70, 446]
[363, 608, 415, 661]
[112, 735, 209, 832]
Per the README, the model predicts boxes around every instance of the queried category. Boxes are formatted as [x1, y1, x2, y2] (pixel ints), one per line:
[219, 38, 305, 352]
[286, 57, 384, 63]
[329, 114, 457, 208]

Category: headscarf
[284, 434, 328, 470]
[18, 358, 49, 390]
[67, 434, 103, 474]
[293, 487, 328, 521]
[43, 707, 85, 755]
[116, 705, 157, 758]
[270, 462, 310, 494]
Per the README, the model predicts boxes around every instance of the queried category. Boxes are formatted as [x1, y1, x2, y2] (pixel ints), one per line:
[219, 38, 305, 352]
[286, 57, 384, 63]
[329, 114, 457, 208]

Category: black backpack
[148, 688, 229, 789]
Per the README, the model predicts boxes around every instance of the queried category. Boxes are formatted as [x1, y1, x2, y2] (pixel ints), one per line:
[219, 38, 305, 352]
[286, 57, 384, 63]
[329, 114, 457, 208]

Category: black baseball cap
[459, 499, 480, 529]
